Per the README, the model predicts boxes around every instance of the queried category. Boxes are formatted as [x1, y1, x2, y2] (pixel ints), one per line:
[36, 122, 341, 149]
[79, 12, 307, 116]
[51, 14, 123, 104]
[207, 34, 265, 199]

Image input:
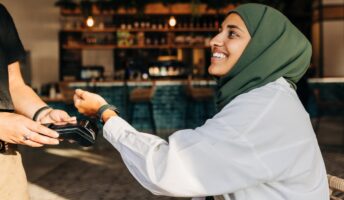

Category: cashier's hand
[37, 108, 77, 124]
[73, 89, 107, 116]
[0, 112, 60, 147]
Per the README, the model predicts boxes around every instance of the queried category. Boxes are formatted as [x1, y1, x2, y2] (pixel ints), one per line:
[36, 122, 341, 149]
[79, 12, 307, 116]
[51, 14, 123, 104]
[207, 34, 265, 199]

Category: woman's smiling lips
[211, 50, 229, 63]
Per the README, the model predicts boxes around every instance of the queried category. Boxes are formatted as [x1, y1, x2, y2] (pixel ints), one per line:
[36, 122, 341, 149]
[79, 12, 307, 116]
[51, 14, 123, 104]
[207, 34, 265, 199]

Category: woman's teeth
[212, 52, 227, 59]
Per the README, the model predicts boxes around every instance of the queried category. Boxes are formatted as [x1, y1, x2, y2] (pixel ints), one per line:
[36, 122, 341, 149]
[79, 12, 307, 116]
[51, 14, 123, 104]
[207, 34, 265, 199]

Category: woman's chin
[208, 66, 223, 77]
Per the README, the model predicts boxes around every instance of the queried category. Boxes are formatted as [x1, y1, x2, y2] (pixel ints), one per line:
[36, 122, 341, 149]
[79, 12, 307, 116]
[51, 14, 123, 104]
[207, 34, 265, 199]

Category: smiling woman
[208, 13, 251, 77]
[72, 3, 328, 200]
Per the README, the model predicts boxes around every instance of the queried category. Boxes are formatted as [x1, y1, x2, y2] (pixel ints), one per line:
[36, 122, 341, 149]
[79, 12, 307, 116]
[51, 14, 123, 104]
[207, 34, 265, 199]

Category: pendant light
[86, 16, 95, 27]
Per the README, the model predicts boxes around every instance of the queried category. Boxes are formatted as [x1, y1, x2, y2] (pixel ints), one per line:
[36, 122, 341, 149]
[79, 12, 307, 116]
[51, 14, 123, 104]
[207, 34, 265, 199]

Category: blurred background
[1, 0, 343, 199]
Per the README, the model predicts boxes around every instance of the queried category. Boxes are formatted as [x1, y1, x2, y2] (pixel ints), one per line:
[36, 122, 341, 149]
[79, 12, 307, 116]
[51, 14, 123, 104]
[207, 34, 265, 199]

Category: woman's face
[208, 13, 251, 77]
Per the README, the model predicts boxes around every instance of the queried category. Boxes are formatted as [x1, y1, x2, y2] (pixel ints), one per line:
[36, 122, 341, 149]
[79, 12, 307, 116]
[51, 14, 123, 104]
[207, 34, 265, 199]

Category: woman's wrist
[97, 104, 120, 124]
[101, 109, 117, 123]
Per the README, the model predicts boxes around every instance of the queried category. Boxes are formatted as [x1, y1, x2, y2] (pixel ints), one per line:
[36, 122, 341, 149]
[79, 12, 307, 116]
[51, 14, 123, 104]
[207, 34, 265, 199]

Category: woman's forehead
[222, 13, 246, 29]
[221, 13, 249, 34]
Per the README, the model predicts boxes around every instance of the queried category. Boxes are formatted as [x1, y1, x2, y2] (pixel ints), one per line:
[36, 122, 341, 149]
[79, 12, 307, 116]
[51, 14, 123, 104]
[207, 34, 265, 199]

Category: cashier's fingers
[47, 110, 76, 123]
[22, 139, 44, 147]
[19, 128, 58, 146]
[25, 131, 60, 145]
[63, 116, 77, 123]
[28, 122, 59, 139]
[67, 117, 77, 124]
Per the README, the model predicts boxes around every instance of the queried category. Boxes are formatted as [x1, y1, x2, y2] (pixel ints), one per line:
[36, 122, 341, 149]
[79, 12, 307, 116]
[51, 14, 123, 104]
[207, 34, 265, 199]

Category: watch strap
[97, 104, 119, 123]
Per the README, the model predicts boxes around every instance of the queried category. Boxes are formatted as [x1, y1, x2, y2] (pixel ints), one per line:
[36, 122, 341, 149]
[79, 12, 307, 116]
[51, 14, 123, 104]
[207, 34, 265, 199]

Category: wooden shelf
[62, 44, 210, 50]
[61, 28, 219, 33]
[60, 10, 224, 17]
[61, 10, 229, 16]
[58, 2, 219, 81]
[171, 28, 219, 32]
[59, 3, 234, 16]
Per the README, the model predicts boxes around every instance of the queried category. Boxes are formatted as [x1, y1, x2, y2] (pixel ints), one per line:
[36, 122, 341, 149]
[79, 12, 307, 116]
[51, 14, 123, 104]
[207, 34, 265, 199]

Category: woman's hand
[0, 112, 60, 147]
[73, 89, 108, 116]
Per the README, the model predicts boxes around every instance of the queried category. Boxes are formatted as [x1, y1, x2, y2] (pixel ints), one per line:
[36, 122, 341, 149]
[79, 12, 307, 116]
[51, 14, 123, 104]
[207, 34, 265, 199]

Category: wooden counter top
[308, 77, 344, 83]
[67, 79, 216, 87]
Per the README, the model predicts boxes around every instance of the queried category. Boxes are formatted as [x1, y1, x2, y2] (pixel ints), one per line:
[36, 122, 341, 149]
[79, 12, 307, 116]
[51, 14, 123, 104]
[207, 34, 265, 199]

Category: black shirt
[0, 3, 26, 111]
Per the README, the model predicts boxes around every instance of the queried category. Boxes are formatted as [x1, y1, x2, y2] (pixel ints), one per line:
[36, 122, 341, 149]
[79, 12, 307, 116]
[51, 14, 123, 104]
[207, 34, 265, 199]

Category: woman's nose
[210, 33, 223, 47]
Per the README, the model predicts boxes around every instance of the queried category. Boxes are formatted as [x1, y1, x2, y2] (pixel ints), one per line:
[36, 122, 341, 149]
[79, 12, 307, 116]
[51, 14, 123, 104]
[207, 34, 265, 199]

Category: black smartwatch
[96, 104, 119, 124]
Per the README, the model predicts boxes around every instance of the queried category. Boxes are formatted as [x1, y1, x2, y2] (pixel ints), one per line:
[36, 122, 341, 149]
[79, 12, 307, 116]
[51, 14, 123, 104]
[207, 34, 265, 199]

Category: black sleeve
[0, 4, 26, 65]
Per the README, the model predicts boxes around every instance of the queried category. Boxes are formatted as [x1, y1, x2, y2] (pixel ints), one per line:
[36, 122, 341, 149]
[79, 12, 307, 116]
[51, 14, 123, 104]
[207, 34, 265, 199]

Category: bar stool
[185, 77, 215, 128]
[129, 81, 157, 134]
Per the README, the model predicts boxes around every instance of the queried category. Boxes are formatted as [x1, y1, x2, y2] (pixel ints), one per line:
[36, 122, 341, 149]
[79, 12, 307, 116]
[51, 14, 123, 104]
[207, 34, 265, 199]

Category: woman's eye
[228, 31, 238, 38]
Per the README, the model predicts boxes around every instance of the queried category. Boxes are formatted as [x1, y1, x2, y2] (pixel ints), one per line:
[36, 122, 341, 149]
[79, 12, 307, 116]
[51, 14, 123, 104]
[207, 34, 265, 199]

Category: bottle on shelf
[137, 32, 145, 46]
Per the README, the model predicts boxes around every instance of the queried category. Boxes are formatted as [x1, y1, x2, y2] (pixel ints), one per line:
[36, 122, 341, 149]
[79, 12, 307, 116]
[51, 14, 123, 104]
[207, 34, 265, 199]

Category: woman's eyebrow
[226, 24, 244, 33]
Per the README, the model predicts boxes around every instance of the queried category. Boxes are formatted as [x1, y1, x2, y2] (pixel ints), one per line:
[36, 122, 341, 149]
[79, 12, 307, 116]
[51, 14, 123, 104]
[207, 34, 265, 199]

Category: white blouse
[103, 78, 329, 200]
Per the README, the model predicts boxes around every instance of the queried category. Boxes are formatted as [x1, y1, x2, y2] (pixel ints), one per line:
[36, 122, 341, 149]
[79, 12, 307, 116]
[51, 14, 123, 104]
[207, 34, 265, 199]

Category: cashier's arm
[8, 62, 75, 123]
[8, 61, 48, 118]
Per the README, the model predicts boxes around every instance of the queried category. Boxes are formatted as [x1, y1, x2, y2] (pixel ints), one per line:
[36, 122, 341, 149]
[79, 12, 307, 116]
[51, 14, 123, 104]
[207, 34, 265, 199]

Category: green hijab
[215, 3, 312, 110]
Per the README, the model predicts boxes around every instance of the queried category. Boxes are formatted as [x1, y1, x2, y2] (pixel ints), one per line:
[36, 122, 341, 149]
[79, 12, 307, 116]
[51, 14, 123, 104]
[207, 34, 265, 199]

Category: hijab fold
[215, 3, 312, 111]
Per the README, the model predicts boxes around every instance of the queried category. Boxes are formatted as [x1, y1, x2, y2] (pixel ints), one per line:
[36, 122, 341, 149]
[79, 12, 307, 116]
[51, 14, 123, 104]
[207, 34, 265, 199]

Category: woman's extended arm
[73, 89, 271, 197]
[102, 115, 270, 197]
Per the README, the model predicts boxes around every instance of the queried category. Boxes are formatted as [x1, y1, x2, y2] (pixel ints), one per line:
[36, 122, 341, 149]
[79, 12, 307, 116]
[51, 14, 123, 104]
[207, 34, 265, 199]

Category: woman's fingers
[74, 90, 90, 114]
[74, 93, 83, 109]
[75, 89, 98, 103]
[74, 89, 107, 116]
[75, 89, 86, 99]
[73, 93, 80, 102]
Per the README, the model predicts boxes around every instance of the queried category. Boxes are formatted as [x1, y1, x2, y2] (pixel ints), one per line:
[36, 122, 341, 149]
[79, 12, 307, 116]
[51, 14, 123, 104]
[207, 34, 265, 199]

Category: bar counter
[47, 79, 217, 136]
[307, 78, 344, 117]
